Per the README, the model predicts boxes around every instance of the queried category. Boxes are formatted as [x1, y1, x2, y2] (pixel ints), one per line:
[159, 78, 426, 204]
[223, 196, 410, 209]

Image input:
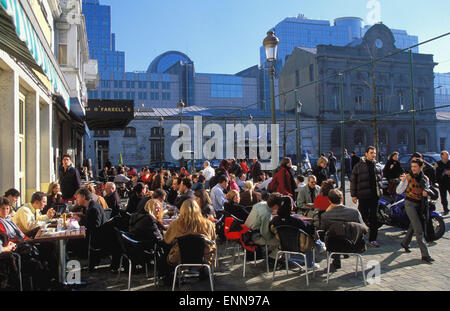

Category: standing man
[328, 152, 339, 188]
[202, 161, 215, 189]
[351, 146, 383, 248]
[344, 149, 352, 180]
[250, 157, 262, 183]
[435, 150, 450, 215]
[59, 154, 81, 203]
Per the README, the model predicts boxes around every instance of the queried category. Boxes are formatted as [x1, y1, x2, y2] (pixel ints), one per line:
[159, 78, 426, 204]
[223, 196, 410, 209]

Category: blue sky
[100, 0, 450, 74]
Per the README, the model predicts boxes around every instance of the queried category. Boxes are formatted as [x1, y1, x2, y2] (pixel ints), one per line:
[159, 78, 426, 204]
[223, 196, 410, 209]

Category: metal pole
[270, 64, 276, 125]
[409, 49, 416, 153]
[180, 113, 183, 169]
[295, 91, 300, 170]
[339, 73, 346, 204]
[160, 121, 163, 170]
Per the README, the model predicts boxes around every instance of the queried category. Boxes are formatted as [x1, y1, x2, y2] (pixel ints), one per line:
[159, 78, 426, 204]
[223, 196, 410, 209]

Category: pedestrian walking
[396, 159, 435, 263]
[327, 152, 339, 188]
[435, 150, 450, 215]
[383, 152, 403, 195]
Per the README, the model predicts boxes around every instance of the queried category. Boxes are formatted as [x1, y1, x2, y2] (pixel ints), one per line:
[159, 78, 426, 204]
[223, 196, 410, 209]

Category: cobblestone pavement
[79, 181, 450, 291]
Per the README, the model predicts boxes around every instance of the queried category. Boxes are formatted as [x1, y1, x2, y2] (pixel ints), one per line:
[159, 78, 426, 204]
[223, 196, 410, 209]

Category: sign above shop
[85, 99, 134, 130]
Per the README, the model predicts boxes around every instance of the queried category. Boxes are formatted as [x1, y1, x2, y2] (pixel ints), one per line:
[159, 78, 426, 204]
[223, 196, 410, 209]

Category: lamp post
[263, 30, 279, 125]
[158, 116, 164, 170]
[177, 99, 185, 169]
[295, 91, 303, 170]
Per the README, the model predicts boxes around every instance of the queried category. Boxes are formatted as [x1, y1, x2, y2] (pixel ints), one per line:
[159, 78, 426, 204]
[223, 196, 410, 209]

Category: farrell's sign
[85, 99, 134, 130]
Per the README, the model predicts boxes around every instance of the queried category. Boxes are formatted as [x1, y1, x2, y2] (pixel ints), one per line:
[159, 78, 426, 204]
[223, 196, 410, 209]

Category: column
[40, 100, 53, 191]
[25, 91, 40, 201]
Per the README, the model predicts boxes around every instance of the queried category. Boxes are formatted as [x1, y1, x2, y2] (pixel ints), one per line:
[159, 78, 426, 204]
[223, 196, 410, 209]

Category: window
[295, 70, 300, 87]
[376, 93, 384, 112]
[151, 127, 164, 136]
[151, 140, 164, 161]
[418, 94, 425, 111]
[398, 130, 408, 145]
[331, 87, 339, 111]
[94, 130, 109, 137]
[126, 81, 135, 89]
[398, 91, 404, 111]
[309, 64, 314, 82]
[124, 127, 136, 137]
[126, 92, 135, 100]
[150, 92, 159, 100]
[138, 81, 147, 89]
[162, 93, 171, 101]
[101, 80, 111, 88]
[59, 44, 67, 65]
[138, 92, 147, 100]
[440, 137, 446, 151]
[150, 81, 159, 89]
[114, 80, 123, 88]
[162, 82, 171, 89]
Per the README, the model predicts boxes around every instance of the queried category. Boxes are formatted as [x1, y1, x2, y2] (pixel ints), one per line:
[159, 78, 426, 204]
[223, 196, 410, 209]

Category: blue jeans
[290, 240, 325, 268]
[330, 173, 339, 188]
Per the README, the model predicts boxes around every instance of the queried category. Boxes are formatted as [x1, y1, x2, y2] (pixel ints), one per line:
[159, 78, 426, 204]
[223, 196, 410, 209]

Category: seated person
[85, 184, 109, 211]
[43, 182, 63, 215]
[236, 173, 246, 192]
[0, 197, 58, 288]
[320, 189, 368, 270]
[295, 175, 306, 193]
[174, 178, 195, 210]
[240, 181, 262, 207]
[12, 192, 55, 237]
[4, 188, 20, 218]
[129, 199, 165, 246]
[244, 192, 282, 261]
[191, 174, 204, 191]
[269, 196, 322, 269]
[296, 175, 320, 217]
[194, 189, 216, 220]
[223, 190, 249, 222]
[167, 178, 180, 205]
[312, 180, 335, 228]
[103, 182, 121, 217]
[126, 183, 148, 214]
[255, 173, 273, 192]
[158, 199, 216, 284]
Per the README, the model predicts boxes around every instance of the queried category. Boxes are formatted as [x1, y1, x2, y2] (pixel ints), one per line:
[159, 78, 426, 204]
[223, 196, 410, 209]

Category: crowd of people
[0, 148, 448, 290]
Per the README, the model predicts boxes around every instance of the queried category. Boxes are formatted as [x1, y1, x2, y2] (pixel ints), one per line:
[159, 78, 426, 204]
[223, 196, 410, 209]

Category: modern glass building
[83, 1, 258, 110]
[435, 72, 450, 112]
[259, 14, 419, 112]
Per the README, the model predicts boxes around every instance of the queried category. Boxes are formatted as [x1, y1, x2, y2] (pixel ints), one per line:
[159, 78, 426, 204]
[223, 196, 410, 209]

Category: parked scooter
[377, 190, 446, 242]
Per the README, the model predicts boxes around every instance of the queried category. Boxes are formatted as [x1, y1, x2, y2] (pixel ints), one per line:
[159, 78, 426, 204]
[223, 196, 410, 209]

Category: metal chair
[222, 215, 245, 266]
[325, 235, 367, 285]
[12, 252, 23, 291]
[241, 224, 269, 278]
[114, 228, 158, 291]
[171, 235, 215, 291]
[271, 225, 316, 286]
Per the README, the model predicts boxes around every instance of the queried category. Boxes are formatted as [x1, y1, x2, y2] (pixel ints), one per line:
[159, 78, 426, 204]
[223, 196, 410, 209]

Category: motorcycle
[377, 192, 446, 242]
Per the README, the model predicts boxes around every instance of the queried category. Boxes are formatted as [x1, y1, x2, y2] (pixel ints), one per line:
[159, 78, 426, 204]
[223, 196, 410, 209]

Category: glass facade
[435, 73, 450, 112]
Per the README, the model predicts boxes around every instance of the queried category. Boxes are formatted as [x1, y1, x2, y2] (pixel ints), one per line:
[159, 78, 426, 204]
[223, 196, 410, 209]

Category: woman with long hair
[229, 173, 240, 192]
[129, 199, 165, 244]
[239, 180, 262, 207]
[43, 182, 63, 214]
[164, 199, 216, 267]
[269, 157, 296, 198]
[312, 156, 329, 187]
[194, 189, 215, 220]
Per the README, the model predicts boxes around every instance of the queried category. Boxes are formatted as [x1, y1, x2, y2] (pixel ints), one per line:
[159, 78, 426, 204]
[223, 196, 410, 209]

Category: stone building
[280, 23, 437, 158]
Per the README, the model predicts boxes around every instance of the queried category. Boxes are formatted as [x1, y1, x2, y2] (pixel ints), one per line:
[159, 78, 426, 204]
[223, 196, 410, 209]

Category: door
[96, 140, 109, 172]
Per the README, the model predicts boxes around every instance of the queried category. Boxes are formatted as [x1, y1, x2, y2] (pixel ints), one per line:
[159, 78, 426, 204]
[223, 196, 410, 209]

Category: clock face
[375, 38, 383, 49]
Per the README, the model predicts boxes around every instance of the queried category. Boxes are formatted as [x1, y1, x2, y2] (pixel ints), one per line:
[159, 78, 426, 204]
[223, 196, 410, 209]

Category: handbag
[298, 231, 315, 253]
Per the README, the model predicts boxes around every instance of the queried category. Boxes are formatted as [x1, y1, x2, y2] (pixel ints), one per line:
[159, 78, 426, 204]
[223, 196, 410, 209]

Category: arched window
[151, 127, 164, 137]
[354, 129, 367, 146]
[330, 127, 341, 149]
[330, 87, 339, 111]
[124, 127, 136, 137]
[417, 129, 430, 151]
[398, 130, 409, 146]
[379, 128, 388, 146]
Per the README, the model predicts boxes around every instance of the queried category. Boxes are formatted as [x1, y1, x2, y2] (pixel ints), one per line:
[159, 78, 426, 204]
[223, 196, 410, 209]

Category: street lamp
[158, 116, 164, 170]
[294, 91, 303, 170]
[263, 30, 279, 125]
[177, 99, 185, 168]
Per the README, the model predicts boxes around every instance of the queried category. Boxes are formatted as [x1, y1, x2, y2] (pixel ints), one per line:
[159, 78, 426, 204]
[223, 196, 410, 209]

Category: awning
[85, 99, 134, 130]
[0, 0, 70, 109]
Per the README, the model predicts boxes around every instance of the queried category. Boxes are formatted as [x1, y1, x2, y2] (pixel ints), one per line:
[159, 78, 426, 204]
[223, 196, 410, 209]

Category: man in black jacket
[328, 152, 339, 188]
[230, 158, 243, 178]
[350, 146, 383, 248]
[104, 182, 121, 218]
[435, 150, 450, 215]
[174, 178, 195, 209]
[59, 155, 81, 202]
[250, 157, 263, 183]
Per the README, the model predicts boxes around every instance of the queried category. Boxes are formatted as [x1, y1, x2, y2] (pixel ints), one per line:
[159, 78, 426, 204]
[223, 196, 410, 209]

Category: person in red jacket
[269, 157, 296, 198]
[240, 160, 249, 175]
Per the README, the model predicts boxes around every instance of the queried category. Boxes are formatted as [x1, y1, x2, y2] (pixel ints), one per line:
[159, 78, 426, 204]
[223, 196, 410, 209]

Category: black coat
[59, 166, 81, 200]
[230, 162, 243, 178]
[435, 160, 450, 187]
[174, 189, 195, 210]
[328, 156, 337, 174]
[312, 165, 329, 187]
[250, 161, 263, 182]
[126, 193, 144, 214]
[104, 191, 121, 217]
[383, 159, 403, 180]
[350, 158, 383, 199]
[128, 212, 164, 245]
[79, 200, 107, 236]
[269, 215, 315, 236]
[351, 155, 360, 171]
[224, 202, 249, 222]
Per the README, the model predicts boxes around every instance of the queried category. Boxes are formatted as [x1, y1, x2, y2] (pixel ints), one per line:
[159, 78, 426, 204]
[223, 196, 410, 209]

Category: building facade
[279, 23, 437, 158]
[259, 14, 419, 114]
[0, 0, 97, 203]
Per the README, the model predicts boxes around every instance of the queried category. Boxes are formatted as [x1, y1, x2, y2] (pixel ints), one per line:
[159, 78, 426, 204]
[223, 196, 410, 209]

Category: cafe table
[33, 227, 86, 285]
